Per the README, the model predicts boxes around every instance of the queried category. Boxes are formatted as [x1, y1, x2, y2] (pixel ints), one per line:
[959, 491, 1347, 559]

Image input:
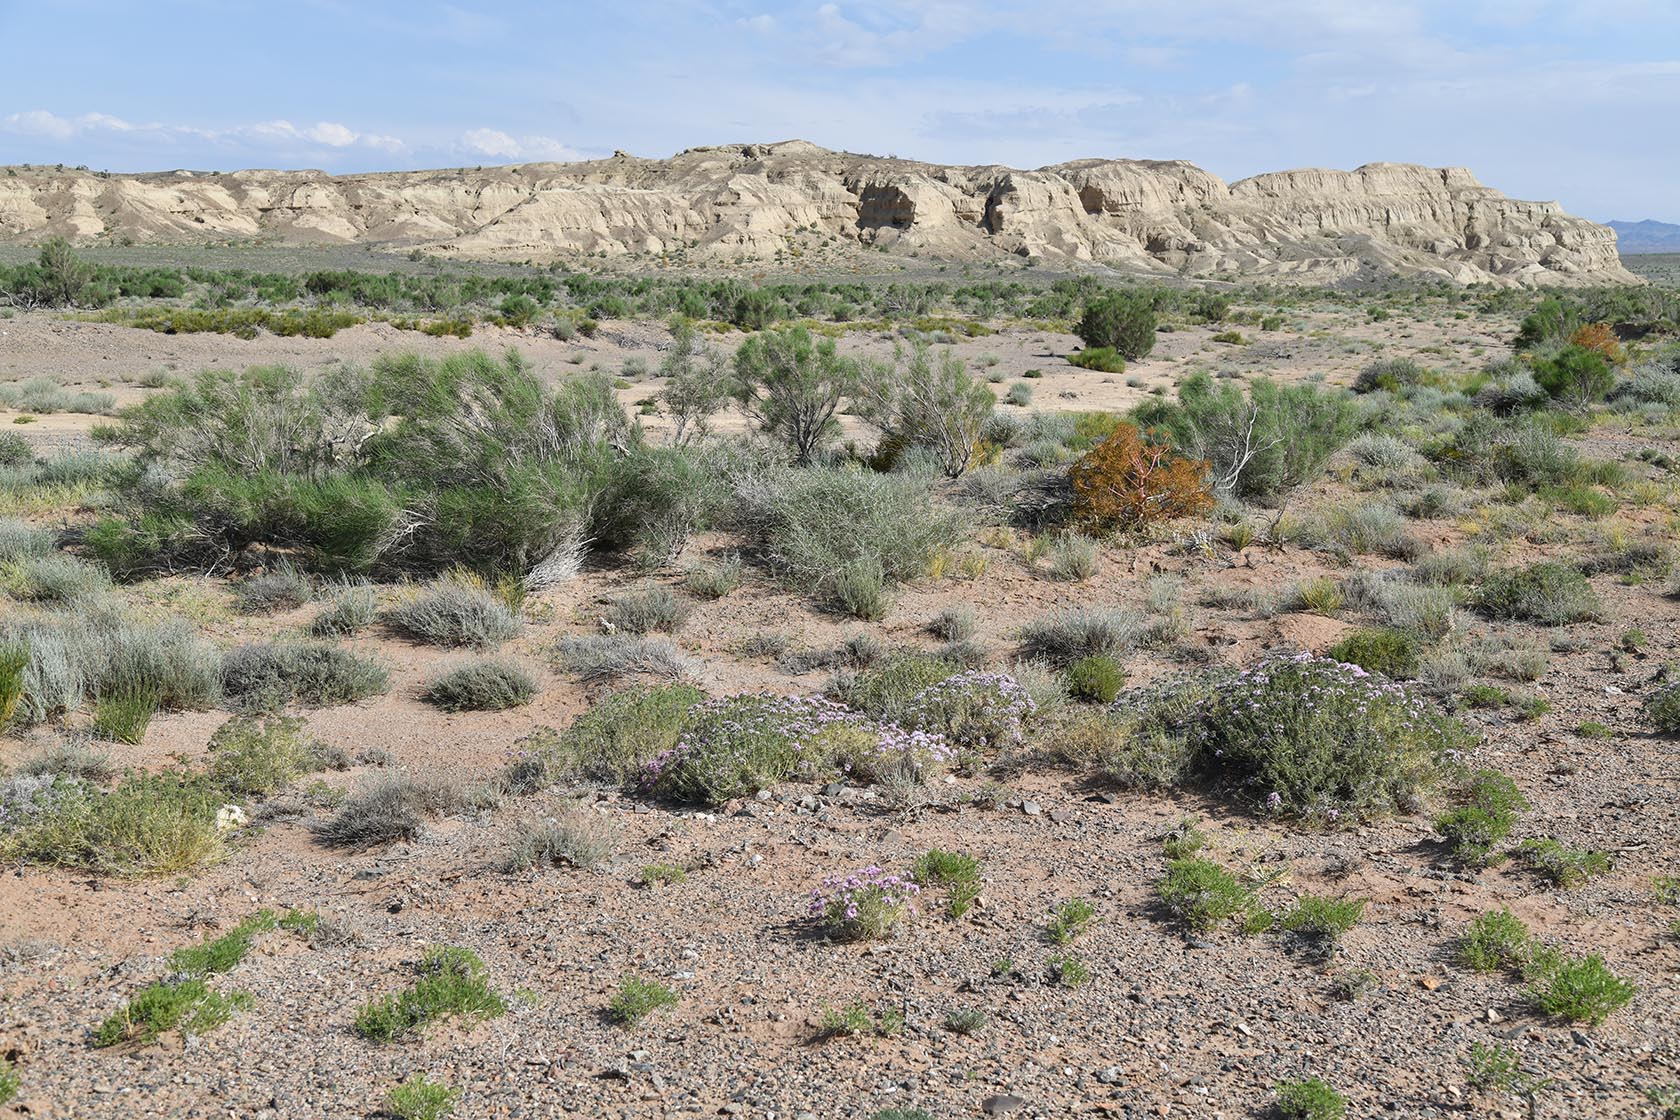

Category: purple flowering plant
[642, 693, 860, 805]
[1190, 651, 1471, 823]
[809, 865, 920, 942]
[900, 670, 1037, 754]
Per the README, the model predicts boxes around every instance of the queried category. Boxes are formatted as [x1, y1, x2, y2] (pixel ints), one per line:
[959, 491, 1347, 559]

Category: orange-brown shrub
[1569, 322, 1624, 364]
[1069, 421, 1212, 531]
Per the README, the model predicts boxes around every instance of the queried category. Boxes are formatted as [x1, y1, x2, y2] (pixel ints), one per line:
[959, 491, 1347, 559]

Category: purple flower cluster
[0, 772, 72, 832]
[808, 864, 920, 941]
[642, 693, 861, 804]
[902, 670, 1037, 752]
[1193, 650, 1466, 821]
[841, 722, 953, 782]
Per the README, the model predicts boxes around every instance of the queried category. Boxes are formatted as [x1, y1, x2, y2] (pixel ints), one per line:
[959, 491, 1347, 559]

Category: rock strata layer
[0, 140, 1634, 286]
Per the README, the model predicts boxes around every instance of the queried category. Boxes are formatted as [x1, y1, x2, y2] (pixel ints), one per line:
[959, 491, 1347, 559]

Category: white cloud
[1, 109, 406, 156]
[3, 109, 135, 139]
[459, 128, 580, 162]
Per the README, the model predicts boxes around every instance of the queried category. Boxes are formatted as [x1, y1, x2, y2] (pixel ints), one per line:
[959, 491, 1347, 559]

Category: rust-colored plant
[1069, 422, 1212, 531]
[1568, 322, 1624, 364]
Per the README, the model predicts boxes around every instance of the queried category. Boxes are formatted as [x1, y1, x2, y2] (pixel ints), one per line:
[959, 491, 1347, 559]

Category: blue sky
[2, 1, 1676, 221]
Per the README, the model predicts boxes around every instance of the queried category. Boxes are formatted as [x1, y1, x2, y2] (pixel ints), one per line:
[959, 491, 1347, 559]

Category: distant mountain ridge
[0, 141, 1638, 286]
[1610, 220, 1680, 255]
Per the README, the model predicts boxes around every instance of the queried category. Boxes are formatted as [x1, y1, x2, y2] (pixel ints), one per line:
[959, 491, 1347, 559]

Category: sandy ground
[0, 303, 1512, 451]
[2, 304, 1677, 1119]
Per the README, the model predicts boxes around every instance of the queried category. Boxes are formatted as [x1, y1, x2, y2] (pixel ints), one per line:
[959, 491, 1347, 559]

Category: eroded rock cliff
[0, 141, 1634, 286]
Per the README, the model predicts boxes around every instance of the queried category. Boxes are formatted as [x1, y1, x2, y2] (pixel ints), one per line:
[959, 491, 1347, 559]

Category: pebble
[1021, 801, 1043, 816]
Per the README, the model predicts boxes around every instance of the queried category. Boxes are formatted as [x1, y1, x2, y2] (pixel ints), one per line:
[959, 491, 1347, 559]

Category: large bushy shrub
[1075, 292, 1156, 361]
[1134, 374, 1356, 505]
[90, 351, 639, 581]
[734, 466, 967, 605]
[731, 326, 857, 464]
[1068, 421, 1211, 532]
[856, 341, 995, 478]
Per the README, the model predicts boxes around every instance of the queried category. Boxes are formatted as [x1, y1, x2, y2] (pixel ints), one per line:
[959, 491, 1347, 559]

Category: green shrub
[1157, 857, 1256, 932]
[551, 634, 694, 681]
[643, 694, 853, 805]
[0, 432, 32, 467]
[610, 975, 679, 1026]
[1435, 769, 1528, 866]
[1475, 562, 1601, 624]
[99, 617, 222, 713]
[1458, 909, 1532, 973]
[607, 585, 690, 635]
[93, 979, 249, 1048]
[1045, 897, 1097, 944]
[1046, 952, 1091, 988]
[507, 683, 703, 790]
[0, 519, 52, 562]
[1018, 607, 1140, 666]
[1528, 954, 1636, 1025]
[386, 1076, 458, 1120]
[168, 910, 280, 977]
[590, 445, 732, 567]
[1191, 653, 1466, 821]
[1279, 895, 1365, 942]
[423, 659, 537, 712]
[386, 573, 522, 647]
[683, 556, 742, 600]
[855, 340, 995, 478]
[1644, 681, 1680, 733]
[929, 605, 976, 642]
[1045, 534, 1099, 581]
[911, 849, 982, 917]
[828, 651, 957, 722]
[0, 553, 111, 602]
[1, 768, 227, 876]
[1066, 654, 1125, 703]
[355, 945, 507, 1042]
[1068, 347, 1126, 373]
[1136, 374, 1356, 504]
[0, 1055, 16, 1106]
[220, 642, 389, 712]
[831, 557, 890, 619]
[1327, 627, 1419, 678]
[1005, 383, 1034, 407]
[1076, 291, 1156, 361]
[1275, 1078, 1346, 1120]
[205, 715, 332, 797]
[900, 670, 1036, 753]
[0, 639, 25, 726]
[737, 466, 967, 603]
[1533, 344, 1615, 403]
[731, 326, 857, 463]
[1518, 838, 1611, 888]
[502, 809, 619, 871]
[92, 682, 161, 744]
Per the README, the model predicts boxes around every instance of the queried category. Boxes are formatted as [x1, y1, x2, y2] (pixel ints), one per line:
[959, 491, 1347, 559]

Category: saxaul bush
[1068, 421, 1212, 532]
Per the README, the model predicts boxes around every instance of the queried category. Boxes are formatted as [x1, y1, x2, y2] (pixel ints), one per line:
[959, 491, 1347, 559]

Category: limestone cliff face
[0, 142, 1634, 286]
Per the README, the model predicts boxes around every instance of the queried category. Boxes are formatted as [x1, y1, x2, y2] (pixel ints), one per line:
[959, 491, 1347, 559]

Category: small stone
[1021, 801, 1043, 817]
